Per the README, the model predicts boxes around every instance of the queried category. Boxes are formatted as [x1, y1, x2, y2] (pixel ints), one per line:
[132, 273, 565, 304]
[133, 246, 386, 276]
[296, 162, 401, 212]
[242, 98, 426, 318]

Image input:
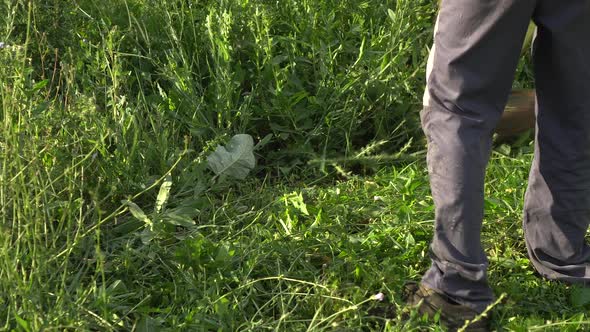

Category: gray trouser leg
[524, 0, 590, 284]
[420, 0, 536, 312]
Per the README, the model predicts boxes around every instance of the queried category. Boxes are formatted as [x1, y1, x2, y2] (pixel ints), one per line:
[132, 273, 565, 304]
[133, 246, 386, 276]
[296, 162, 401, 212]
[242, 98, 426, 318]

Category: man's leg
[421, 0, 535, 312]
[524, 0, 590, 284]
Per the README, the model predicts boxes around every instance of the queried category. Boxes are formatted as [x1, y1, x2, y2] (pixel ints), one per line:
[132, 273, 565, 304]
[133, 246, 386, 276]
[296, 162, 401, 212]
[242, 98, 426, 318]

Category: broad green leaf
[207, 134, 256, 179]
[124, 200, 151, 225]
[162, 212, 195, 227]
[161, 215, 194, 228]
[15, 314, 31, 332]
[154, 175, 172, 214]
[140, 228, 155, 245]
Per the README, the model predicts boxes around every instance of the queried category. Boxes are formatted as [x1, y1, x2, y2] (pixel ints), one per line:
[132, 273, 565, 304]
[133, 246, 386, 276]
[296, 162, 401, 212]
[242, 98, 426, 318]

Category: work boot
[403, 282, 491, 332]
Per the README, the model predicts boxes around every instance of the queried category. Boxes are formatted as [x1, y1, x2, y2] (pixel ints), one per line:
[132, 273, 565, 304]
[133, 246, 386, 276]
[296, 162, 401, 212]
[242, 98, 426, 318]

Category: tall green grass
[1, 0, 436, 329]
[3, 0, 582, 331]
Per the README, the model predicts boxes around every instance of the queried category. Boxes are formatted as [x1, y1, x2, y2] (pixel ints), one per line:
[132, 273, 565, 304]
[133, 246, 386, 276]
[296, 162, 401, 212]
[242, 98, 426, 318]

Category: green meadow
[1, 0, 588, 330]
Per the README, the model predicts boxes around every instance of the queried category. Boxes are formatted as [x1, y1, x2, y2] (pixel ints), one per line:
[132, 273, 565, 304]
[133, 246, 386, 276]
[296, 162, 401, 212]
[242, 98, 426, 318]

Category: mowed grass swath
[2, 0, 588, 331]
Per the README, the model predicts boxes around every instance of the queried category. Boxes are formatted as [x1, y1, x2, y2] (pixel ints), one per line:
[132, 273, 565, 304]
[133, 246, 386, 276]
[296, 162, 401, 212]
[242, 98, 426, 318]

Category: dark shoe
[403, 282, 491, 332]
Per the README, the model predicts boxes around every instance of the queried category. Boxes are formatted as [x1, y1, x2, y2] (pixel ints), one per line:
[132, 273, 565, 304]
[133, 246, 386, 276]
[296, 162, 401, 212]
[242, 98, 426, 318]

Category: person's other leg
[524, 0, 590, 284]
[421, 0, 536, 312]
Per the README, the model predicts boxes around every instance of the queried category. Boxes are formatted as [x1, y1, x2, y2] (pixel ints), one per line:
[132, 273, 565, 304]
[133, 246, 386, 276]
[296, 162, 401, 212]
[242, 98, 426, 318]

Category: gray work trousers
[421, 0, 590, 312]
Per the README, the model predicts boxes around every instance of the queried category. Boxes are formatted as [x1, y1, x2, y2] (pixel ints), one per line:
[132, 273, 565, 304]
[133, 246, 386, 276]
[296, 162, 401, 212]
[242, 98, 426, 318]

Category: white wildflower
[373, 292, 385, 301]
